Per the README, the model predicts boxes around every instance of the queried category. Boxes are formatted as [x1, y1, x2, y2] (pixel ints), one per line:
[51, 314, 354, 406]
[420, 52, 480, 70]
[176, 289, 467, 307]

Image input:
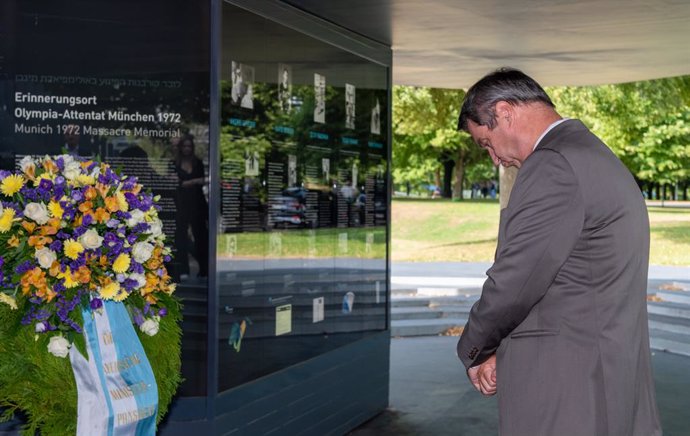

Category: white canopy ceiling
[285, 0, 690, 88]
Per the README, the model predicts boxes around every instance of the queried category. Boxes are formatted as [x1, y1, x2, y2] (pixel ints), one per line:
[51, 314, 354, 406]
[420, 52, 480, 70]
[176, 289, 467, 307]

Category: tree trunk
[453, 149, 466, 200]
[434, 168, 441, 195]
[655, 184, 661, 200]
[442, 159, 454, 198]
[646, 183, 653, 200]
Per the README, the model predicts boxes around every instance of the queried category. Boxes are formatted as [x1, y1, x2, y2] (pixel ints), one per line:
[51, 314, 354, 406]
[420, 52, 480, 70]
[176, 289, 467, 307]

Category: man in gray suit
[456, 68, 661, 436]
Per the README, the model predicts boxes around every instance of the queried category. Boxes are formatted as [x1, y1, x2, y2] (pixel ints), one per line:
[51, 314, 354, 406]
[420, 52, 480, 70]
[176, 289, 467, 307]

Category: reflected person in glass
[174, 134, 209, 279]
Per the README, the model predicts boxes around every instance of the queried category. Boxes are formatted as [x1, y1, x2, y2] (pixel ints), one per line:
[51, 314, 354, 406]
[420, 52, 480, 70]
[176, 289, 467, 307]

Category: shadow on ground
[350, 336, 690, 436]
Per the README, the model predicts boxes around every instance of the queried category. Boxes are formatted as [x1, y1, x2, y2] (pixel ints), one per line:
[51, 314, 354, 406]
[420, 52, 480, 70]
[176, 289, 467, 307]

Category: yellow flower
[48, 201, 64, 219]
[0, 174, 24, 196]
[113, 289, 128, 302]
[63, 239, 85, 260]
[99, 282, 120, 300]
[0, 208, 16, 233]
[33, 173, 55, 187]
[57, 267, 79, 289]
[0, 293, 17, 310]
[113, 253, 131, 274]
[7, 235, 20, 248]
[116, 191, 129, 212]
[76, 174, 95, 186]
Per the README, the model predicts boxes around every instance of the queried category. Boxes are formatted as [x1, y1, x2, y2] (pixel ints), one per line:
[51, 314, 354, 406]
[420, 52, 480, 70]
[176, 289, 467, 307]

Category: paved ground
[351, 336, 690, 436]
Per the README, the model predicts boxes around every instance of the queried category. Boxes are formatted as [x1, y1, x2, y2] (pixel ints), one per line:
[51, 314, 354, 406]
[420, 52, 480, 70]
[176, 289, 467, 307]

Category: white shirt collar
[532, 118, 570, 150]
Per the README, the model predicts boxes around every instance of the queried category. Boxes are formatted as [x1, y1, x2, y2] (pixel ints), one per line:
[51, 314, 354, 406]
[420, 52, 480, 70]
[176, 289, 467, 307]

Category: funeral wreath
[0, 155, 182, 435]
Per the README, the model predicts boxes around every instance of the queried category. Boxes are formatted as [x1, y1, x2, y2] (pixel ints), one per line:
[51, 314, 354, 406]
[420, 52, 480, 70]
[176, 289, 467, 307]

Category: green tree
[548, 75, 690, 198]
[393, 86, 486, 199]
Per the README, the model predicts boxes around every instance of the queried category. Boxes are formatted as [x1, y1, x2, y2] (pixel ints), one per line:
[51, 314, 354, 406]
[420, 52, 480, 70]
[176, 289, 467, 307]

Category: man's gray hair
[457, 67, 554, 132]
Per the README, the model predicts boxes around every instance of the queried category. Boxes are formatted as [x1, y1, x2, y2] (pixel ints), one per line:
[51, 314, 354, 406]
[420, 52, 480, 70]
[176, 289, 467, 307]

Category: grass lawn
[392, 198, 690, 266]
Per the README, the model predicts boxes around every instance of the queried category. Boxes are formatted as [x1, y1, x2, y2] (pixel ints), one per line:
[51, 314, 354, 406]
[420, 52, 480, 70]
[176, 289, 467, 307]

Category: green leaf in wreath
[71, 331, 88, 361]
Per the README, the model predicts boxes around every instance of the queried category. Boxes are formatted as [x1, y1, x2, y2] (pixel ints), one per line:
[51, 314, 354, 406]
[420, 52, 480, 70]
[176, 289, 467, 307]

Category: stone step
[427, 295, 479, 306]
[648, 313, 690, 336]
[655, 290, 690, 305]
[649, 329, 690, 357]
[391, 318, 467, 337]
[391, 307, 444, 321]
[391, 297, 432, 308]
[647, 301, 690, 319]
[392, 294, 478, 306]
[391, 305, 472, 321]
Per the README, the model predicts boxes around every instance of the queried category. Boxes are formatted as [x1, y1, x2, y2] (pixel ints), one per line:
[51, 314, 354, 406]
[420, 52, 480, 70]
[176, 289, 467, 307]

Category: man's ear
[494, 101, 514, 126]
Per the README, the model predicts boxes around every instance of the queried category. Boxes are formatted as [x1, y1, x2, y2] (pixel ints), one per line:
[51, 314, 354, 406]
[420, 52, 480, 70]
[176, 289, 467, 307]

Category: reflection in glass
[174, 135, 209, 279]
[218, 2, 389, 391]
[1, 0, 211, 397]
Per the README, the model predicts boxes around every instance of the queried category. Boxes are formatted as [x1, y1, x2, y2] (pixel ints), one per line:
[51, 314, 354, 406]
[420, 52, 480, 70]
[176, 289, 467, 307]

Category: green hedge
[0, 296, 182, 436]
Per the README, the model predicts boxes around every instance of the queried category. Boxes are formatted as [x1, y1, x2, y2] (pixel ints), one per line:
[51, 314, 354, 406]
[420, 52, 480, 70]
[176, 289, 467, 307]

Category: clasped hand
[467, 354, 497, 396]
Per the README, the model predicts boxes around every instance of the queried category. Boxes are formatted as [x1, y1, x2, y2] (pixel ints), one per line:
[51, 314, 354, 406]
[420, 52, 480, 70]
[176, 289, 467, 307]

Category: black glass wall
[1, 1, 391, 431]
[218, 2, 389, 391]
[0, 0, 211, 397]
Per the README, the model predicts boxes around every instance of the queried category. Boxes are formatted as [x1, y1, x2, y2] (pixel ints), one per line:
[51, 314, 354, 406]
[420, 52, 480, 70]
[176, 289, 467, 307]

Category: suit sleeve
[457, 149, 585, 369]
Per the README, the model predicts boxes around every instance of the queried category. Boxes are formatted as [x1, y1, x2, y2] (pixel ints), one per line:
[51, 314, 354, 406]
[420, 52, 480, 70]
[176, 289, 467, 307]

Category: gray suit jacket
[457, 120, 661, 436]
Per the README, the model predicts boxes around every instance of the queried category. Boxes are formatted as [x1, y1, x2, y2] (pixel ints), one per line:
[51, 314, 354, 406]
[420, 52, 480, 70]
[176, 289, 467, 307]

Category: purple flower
[20, 186, 39, 201]
[38, 178, 53, 192]
[133, 222, 150, 234]
[54, 175, 66, 186]
[90, 298, 103, 310]
[123, 278, 138, 292]
[82, 214, 94, 226]
[49, 240, 63, 252]
[15, 260, 34, 275]
[130, 262, 144, 274]
[0, 170, 10, 180]
[132, 307, 144, 326]
[53, 281, 66, 294]
[106, 219, 120, 228]
[103, 231, 118, 243]
[164, 255, 171, 262]
[72, 226, 87, 238]
[71, 190, 84, 202]
[158, 307, 168, 317]
[62, 207, 76, 221]
[56, 230, 70, 240]
[123, 177, 137, 191]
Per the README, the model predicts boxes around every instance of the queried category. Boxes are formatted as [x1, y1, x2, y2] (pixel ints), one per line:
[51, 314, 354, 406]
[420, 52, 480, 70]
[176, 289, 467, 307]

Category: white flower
[129, 273, 147, 289]
[148, 219, 163, 238]
[35, 247, 57, 269]
[63, 161, 82, 180]
[23, 202, 50, 225]
[127, 210, 145, 227]
[90, 166, 102, 179]
[140, 317, 160, 336]
[35, 322, 46, 333]
[19, 155, 36, 172]
[47, 336, 71, 358]
[131, 242, 154, 263]
[79, 228, 103, 249]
